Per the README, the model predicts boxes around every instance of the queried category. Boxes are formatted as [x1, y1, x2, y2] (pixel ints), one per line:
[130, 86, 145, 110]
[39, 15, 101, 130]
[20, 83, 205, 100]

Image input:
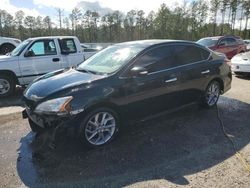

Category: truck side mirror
[24, 50, 35, 57]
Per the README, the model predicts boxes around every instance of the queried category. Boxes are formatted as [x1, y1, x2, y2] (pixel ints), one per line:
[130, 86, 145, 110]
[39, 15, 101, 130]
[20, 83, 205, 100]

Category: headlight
[34, 96, 73, 115]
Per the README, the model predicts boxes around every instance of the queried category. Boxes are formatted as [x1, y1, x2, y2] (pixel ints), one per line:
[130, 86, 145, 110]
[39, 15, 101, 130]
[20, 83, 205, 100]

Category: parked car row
[197, 35, 246, 59]
[198, 35, 250, 76]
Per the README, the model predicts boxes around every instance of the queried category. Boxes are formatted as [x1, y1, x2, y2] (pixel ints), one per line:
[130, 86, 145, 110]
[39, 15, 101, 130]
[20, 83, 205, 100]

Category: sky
[2, 0, 186, 20]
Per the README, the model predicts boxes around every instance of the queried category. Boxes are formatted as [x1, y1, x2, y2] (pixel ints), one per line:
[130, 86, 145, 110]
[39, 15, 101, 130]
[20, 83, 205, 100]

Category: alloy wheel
[206, 81, 220, 106]
[84, 112, 116, 146]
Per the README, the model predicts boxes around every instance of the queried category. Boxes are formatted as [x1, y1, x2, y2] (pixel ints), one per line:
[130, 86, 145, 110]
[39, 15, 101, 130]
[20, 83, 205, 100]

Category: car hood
[24, 68, 105, 101]
[0, 55, 18, 63]
[232, 52, 250, 64]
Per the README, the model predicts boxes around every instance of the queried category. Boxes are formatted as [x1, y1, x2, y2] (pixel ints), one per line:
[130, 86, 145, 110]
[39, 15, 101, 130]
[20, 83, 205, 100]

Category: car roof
[201, 35, 242, 40]
[27, 36, 77, 40]
[113, 39, 198, 48]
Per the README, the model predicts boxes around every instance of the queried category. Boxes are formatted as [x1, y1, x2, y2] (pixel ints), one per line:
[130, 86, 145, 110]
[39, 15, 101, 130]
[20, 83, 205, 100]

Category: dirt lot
[0, 75, 250, 188]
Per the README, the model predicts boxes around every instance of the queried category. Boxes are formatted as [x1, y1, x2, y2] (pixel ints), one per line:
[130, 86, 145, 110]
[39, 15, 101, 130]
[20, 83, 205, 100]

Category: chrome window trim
[147, 57, 210, 75]
[147, 46, 212, 76]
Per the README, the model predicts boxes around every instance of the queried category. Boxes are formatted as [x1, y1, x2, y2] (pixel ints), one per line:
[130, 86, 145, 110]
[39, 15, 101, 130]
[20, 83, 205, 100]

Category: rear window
[59, 38, 77, 54]
[173, 44, 210, 66]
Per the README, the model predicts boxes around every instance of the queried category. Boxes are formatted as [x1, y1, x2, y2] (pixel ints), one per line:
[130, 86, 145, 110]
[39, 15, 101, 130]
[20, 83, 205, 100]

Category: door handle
[201, 70, 210, 74]
[52, 58, 60, 62]
[165, 77, 177, 83]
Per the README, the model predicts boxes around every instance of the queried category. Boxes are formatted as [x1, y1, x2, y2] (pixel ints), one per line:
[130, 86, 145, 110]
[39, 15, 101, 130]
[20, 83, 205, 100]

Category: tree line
[0, 0, 250, 43]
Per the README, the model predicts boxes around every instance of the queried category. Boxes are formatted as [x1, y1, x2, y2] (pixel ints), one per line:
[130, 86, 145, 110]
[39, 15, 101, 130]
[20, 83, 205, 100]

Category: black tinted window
[173, 44, 209, 66]
[227, 38, 237, 45]
[219, 38, 237, 46]
[134, 45, 174, 73]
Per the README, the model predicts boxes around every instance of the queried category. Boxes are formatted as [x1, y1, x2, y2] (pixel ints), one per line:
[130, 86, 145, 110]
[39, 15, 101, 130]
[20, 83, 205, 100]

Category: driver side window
[133, 45, 174, 73]
[27, 40, 57, 56]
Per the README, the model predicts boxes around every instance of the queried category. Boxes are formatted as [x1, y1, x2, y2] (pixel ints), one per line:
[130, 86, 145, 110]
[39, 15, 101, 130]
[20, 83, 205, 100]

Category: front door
[121, 45, 183, 120]
[19, 39, 62, 84]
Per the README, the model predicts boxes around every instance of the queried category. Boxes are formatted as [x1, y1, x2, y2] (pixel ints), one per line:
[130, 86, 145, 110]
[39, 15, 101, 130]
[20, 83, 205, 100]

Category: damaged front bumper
[22, 106, 83, 130]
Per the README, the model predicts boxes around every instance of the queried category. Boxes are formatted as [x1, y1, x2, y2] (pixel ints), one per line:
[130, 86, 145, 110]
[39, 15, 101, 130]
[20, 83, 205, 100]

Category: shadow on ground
[16, 96, 250, 187]
[235, 74, 250, 80]
[0, 87, 24, 108]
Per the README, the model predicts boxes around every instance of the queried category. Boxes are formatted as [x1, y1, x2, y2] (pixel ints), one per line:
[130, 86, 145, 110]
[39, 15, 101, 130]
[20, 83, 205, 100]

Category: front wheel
[79, 108, 119, 148]
[202, 81, 221, 107]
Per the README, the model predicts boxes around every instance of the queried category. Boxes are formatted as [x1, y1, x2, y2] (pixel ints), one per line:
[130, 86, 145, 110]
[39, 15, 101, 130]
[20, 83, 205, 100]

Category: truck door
[58, 38, 84, 68]
[19, 39, 62, 84]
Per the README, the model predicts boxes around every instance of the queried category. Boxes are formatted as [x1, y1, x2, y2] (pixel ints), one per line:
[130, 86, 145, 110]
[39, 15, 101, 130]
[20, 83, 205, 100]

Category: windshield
[197, 38, 218, 47]
[77, 45, 144, 74]
[10, 40, 31, 56]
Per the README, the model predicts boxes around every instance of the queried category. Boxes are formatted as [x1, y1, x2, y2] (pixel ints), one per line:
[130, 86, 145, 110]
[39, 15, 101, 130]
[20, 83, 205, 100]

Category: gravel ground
[0, 75, 250, 188]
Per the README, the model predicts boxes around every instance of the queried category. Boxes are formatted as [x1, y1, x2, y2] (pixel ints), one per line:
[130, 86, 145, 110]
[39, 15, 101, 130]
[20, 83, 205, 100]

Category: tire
[0, 43, 15, 55]
[28, 118, 44, 133]
[79, 107, 120, 148]
[202, 80, 221, 108]
[0, 74, 16, 97]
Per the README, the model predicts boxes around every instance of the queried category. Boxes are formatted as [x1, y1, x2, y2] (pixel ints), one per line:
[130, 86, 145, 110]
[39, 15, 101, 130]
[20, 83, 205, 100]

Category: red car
[197, 36, 247, 59]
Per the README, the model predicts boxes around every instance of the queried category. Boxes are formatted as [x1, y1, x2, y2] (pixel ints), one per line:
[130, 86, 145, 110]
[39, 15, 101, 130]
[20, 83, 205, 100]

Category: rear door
[121, 45, 183, 119]
[172, 44, 212, 104]
[59, 38, 84, 68]
[19, 39, 62, 84]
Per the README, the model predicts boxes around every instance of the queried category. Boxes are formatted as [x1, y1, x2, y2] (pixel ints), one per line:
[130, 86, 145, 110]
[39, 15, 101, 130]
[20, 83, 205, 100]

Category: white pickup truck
[0, 36, 85, 97]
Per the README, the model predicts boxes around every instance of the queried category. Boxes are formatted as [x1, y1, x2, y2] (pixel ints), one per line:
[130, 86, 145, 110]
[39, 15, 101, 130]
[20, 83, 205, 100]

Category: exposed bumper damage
[22, 107, 82, 150]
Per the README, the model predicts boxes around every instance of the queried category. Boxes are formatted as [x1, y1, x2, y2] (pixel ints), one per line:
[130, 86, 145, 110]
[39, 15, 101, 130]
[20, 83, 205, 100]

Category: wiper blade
[77, 68, 96, 75]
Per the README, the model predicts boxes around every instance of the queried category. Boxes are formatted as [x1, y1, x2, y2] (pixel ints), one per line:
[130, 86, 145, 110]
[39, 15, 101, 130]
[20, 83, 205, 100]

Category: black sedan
[23, 40, 232, 148]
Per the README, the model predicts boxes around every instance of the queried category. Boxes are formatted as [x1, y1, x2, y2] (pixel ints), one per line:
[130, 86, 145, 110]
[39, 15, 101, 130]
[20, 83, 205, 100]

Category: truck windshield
[77, 45, 144, 74]
[11, 40, 31, 56]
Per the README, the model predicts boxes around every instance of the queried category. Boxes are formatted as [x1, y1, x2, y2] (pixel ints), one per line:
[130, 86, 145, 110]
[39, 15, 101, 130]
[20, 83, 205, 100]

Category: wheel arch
[0, 70, 19, 85]
[78, 101, 122, 121]
[0, 42, 16, 49]
[208, 77, 224, 94]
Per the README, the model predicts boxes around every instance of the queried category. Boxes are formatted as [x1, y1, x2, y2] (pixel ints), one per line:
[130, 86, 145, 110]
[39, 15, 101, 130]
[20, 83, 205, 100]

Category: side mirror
[24, 50, 34, 57]
[218, 43, 226, 47]
[130, 66, 148, 76]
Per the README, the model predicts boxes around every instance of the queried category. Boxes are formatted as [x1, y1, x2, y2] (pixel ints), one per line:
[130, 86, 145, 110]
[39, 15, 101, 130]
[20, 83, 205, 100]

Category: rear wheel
[0, 43, 15, 55]
[202, 80, 221, 107]
[0, 74, 16, 97]
[79, 107, 119, 148]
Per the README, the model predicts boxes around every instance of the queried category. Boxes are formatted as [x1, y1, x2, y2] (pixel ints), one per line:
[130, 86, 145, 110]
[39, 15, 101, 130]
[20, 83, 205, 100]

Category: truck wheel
[0, 74, 16, 97]
[0, 43, 15, 55]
